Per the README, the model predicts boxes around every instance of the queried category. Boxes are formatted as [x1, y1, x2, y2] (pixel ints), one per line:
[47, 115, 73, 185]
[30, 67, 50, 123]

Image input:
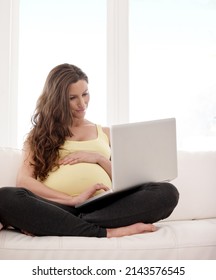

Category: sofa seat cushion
[1, 219, 216, 260]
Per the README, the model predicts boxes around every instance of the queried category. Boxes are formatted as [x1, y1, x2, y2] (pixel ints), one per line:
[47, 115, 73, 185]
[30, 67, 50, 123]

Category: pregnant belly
[43, 163, 112, 196]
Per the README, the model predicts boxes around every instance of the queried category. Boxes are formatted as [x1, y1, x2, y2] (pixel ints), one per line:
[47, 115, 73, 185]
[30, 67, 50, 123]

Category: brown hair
[26, 63, 88, 180]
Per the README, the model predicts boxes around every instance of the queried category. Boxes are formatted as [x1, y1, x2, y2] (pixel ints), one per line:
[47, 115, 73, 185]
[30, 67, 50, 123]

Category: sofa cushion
[166, 151, 216, 221]
[1, 219, 216, 259]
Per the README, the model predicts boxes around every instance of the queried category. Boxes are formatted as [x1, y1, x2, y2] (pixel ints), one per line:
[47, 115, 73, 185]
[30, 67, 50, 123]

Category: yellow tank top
[42, 125, 112, 196]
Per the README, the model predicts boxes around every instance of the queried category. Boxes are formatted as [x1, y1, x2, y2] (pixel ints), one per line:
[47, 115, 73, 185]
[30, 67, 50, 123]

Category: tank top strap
[96, 124, 109, 144]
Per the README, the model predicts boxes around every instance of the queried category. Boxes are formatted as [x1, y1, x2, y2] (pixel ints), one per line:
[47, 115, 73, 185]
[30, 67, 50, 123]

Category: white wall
[0, 0, 19, 147]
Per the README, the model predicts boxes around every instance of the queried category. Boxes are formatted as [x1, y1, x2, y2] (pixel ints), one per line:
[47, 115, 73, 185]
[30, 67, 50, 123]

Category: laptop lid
[110, 118, 178, 191]
[75, 118, 177, 209]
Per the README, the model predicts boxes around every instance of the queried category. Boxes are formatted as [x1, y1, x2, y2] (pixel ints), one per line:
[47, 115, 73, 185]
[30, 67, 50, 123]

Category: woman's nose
[78, 98, 85, 108]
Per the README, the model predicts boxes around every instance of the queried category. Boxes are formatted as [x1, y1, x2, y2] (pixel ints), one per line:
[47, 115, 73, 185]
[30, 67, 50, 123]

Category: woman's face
[68, 80, 90, 120]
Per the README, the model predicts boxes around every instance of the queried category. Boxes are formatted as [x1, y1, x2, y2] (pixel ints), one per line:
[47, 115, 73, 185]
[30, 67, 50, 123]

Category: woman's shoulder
[85, 119, 110, 142]
[96, 125, 110, 144]
[101, 126, 110, 137]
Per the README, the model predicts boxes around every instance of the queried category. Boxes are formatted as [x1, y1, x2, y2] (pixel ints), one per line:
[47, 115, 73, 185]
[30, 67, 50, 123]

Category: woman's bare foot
[106, 223, 157, 238]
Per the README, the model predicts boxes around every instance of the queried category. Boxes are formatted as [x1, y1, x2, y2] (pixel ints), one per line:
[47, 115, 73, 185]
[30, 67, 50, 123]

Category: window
[16, 0, 216, 151]
[18, 0, 106, 147]
[129, 0, 216, 150]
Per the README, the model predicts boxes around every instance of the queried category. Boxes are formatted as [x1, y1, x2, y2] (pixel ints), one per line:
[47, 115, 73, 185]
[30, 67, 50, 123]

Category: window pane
[129, 0, 216, 151]
[18, 0, 106, 148]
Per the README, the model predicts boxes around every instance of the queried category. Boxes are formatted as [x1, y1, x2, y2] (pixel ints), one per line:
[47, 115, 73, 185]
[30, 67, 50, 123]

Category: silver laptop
[75, 118, 177, 209]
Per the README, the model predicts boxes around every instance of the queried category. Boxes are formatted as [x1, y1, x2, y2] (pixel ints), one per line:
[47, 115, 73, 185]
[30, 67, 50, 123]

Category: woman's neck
[71, 118, 93, 128]
[72, 118, 87, 127]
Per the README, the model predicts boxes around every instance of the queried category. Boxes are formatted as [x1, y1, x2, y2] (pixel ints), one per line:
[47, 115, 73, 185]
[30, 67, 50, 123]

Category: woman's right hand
[73, 184, 110, 206]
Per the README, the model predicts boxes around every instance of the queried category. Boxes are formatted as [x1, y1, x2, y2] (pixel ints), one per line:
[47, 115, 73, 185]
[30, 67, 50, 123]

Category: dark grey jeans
[0, 182, 179, 237]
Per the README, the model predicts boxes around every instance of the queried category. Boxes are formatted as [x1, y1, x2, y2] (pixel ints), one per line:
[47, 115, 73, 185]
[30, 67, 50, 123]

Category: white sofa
[0, 147, 216, 260]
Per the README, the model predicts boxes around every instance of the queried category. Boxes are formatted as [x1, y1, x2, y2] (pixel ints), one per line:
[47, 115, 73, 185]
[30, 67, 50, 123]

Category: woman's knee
[0, 186, 15, 201]
[140, 181, 179, 206]
[160, 182, 179, 210]
[0, 187, 28, 206]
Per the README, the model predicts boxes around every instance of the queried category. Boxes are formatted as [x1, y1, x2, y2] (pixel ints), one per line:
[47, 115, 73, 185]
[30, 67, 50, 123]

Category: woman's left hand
[59, 151, 100, 165]
[73, 184, 110, 205]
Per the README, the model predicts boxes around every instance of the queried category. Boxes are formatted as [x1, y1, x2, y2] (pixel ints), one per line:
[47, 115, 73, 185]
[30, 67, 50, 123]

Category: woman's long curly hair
[26, 63, 88, 181]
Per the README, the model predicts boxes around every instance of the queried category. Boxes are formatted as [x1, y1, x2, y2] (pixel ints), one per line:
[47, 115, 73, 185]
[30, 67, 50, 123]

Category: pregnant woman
[0, 63, 179, 238]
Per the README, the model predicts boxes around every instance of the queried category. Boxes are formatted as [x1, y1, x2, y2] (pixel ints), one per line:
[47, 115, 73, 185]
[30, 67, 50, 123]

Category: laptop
[75, 118, 177, 209]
